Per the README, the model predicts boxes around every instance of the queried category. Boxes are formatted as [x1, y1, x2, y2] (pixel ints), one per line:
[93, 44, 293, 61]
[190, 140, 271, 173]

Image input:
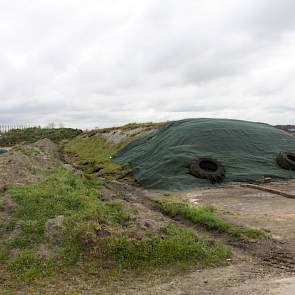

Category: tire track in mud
[263, 251, 295, 272]
[257, 242, 295, 273]
[106, 180, 295, 275]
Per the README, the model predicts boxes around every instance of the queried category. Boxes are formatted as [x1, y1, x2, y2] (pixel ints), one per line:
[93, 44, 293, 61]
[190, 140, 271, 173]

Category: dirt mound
[0, 139, 64, 266]
[0, 139, 60, 190]
[33, 138, 59, 157]
[101, 127, 157, 144]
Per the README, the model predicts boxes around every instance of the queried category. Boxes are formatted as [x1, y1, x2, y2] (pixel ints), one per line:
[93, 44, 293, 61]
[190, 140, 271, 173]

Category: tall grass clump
[98, 224, 230, 269]
[156, 196, 269, 240]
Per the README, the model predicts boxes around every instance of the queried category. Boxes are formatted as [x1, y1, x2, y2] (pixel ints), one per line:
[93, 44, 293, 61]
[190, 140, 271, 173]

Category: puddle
[239, 192, 274, 198]
[0, 149, 8, 155]
[0, 147, 11, 155]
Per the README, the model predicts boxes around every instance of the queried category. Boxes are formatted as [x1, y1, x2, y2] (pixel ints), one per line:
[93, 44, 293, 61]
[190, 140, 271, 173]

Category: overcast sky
[1, 0, 294, 128]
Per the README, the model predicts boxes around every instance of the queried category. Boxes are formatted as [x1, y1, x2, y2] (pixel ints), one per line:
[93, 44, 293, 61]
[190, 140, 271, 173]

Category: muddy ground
[103, 181, 295, 294]
[170, 181, 295, 294]
[32, 180, 295, 295]
[1, 141, 295, 294]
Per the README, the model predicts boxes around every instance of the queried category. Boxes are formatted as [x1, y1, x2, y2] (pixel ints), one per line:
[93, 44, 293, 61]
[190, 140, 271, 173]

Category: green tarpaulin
[113, 118, 295, 190]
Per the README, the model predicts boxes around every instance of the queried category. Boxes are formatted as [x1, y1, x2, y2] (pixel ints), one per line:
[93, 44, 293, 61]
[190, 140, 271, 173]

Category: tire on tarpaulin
[189, 157, 225, 183]
[276, 152, 295, 171]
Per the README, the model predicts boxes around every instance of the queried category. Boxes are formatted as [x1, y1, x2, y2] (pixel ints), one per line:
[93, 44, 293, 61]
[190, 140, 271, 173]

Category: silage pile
[113, 118, 295, 190]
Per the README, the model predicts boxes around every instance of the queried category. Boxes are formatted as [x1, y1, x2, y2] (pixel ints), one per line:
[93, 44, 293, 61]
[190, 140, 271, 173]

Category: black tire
[276, 152, 295, 171]
[189, 157, 225, 183]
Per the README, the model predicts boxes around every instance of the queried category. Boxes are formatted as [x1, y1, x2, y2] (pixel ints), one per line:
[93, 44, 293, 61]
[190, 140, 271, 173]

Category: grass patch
[2, 168, 133, 280]
[7, 250, 55, 281]
[98, 224, 230, 269]
[64, 122, 164, 178]
[1, 169, 231, 281]
[14, 146, 41, 156]
[64, 133, 131, 178]
[99, 122, 164, 133]
[7, 168, 131, 248]
[156, 196, 269, 239]
[0, 127, 82, 147]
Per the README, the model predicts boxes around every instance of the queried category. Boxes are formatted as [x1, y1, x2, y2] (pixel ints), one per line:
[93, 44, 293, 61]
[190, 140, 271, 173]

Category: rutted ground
[0, 137, 230, 294]
[6, 179, 295, 295]
[1, 126, 295, 294]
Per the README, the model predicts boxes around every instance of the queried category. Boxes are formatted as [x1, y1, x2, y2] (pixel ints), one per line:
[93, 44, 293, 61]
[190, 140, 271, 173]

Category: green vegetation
[97, 225, 230, 269]
[0, 169, 230, 282]
[156, 196, 269, 239]
[0, 168, 131, 280]
[64, 122, 165, 179]
[64, 133, 131, 178]
[99, 122, 164, 133]
[7, 250, 55, 281]
[0, 127, 82, 147]
[14, 146, 41, 156]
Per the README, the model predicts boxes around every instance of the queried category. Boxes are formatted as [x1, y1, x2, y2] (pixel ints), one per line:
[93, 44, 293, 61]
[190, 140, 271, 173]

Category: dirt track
[181, 181, 295, 241]
[79, 180, 295, 295]
[2, 142, 295, 294]
[143, 180, 295, 295]
[100, 180, 295, 294]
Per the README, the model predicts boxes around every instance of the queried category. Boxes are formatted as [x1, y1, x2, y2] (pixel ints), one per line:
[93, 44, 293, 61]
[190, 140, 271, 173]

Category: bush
[0, 127, 82, 147]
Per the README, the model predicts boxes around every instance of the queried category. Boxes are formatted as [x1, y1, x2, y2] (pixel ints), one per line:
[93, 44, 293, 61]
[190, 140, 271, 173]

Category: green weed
[0, 127, 82, 147]
[2, 169, 231, 281]
[8, 250, 56, 281]
[156, 196, 269, 239]
[99, 224, 230, 269]
[99, 122, 163, 133]
[64, 134, 130, 178]
[3, 168, 133, 279]
[14, 146, 41, 156]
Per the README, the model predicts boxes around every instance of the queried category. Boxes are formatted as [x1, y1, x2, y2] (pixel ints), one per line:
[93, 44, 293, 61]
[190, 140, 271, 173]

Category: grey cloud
[0, 0, 294, 128]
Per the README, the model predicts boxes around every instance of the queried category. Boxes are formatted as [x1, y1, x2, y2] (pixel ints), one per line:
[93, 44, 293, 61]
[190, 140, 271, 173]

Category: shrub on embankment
[0, 127, 82, 147]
